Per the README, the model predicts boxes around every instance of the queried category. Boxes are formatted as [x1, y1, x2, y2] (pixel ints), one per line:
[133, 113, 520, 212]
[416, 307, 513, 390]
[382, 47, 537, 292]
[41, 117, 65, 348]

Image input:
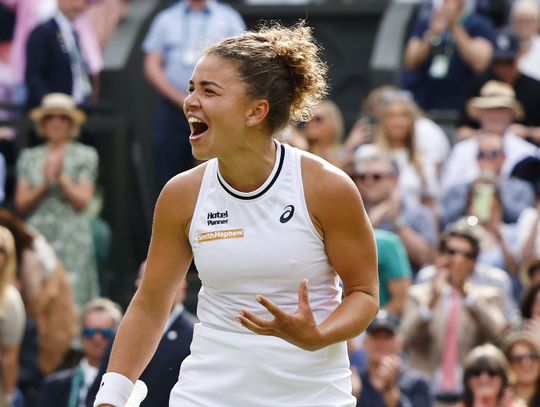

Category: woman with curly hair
[94, 22, 378, 407]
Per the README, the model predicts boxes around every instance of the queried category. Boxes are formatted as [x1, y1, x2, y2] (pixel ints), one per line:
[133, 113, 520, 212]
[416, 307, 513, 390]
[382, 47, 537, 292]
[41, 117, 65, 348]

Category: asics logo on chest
[280, 205, 295, 224]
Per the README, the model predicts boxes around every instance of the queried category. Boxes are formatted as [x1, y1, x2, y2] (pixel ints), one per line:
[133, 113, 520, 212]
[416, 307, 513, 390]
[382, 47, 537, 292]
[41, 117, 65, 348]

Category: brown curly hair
[204, 21, 328, 133]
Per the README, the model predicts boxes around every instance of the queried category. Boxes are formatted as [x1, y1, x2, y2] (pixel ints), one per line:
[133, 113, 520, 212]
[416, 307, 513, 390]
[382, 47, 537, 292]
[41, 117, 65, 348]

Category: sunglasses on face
[477, 149, 503, 159]
[510, 353, 540, 364]
[82, 327, 114, 339]
[468, 367, 501, 377]
[443, 247, 475, 260]
[44, 114, 72, 122]
[353, 173, 392, 183]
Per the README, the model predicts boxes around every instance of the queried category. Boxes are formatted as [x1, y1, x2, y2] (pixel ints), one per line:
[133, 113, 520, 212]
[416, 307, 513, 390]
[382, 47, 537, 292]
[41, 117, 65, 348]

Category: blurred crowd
[1, 0, 540, 406]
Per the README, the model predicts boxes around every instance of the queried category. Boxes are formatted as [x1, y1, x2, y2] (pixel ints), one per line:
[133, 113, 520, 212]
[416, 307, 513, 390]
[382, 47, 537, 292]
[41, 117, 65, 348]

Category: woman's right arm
[96, 173, 198, 406]
[14, 179, 49, 215]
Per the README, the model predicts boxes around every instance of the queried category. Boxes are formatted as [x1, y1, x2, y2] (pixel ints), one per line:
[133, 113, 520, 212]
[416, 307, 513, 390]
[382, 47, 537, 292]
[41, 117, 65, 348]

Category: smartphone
[471, 184, 495, 223]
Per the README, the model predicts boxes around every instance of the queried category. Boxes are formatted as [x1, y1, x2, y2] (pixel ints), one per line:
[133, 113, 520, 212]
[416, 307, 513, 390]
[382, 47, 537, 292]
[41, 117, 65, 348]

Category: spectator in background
[373, 229, 412, 317]
[369, 95, 440, 208]
[345, 87, 450, 177]
[440, 131, 534, 229]
[4, 0, 102, 107]
[0, 209, 77, 377]
[301, 99, 345, 169]
[402, 0, 494, 111]
[353, 145, 437, 271]
[357, 311, 433, 407]
[457, 344, 522, 407]
[503, 331, 540, 406]
[37, 297, 122, 407]
[0, 226, 26, 407]
[445, 187, 524, 301]
[24, 0, 98, 109]
[520, 283, 540, 353]
[142, 0, 245, 195]
[416, 222, 520, 326]
[443, 81, 536, 193]
[515, 184, 540, 265]
[458, 28, 540, 145]
[15, 93, 99, 307]
[511, 0, 540, 82]
[401, 229, 507, 404]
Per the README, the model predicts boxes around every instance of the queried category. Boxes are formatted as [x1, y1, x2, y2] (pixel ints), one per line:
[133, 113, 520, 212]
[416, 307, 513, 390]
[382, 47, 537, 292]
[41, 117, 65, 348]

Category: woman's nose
[184, 92, 199, 109]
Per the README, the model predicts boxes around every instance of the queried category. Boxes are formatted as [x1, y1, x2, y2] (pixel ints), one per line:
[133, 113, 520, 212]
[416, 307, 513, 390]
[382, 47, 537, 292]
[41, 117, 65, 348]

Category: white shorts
[169, 323, 356, 406]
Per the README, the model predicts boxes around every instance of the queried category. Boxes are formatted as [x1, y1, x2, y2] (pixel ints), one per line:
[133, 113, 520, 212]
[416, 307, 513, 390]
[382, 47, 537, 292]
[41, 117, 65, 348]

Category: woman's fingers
[255, 295, 287, 319]
[238, 309, 272, 328]
[297, 279, 311, 313]
[236, 311, 273, 335]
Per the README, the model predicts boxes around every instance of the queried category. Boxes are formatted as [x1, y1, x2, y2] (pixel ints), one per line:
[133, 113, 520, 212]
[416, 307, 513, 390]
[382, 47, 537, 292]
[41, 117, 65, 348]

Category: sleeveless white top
[188, 141, 342, 333]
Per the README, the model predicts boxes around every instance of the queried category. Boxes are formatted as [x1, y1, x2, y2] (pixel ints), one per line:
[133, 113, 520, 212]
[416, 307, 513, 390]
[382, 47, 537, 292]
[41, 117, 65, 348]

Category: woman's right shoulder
[155, 162, 209, 222]
[19, 146, 43, 157]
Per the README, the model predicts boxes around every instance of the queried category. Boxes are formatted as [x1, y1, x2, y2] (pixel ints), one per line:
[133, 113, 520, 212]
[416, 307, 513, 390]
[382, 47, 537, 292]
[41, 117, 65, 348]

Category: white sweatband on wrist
[93, 372, 135, 407]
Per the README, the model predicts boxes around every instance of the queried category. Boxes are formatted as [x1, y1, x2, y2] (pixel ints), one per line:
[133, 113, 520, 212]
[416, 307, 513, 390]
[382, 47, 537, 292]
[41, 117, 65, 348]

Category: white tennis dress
[169, 141, 356, 406]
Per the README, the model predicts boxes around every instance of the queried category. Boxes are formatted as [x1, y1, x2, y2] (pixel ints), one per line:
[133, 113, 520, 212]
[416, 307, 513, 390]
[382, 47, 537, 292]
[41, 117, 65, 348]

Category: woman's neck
[388, 139, 406, 149]
[217, 138, 277, 193]
[47, 140, 69, 151]
[513, 383, 534, 402]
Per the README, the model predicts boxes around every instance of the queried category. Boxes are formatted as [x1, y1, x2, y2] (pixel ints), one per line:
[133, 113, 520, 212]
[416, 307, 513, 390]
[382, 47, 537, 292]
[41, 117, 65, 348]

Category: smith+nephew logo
[197, 229, 244, 243]
[207, 210, 228, 226]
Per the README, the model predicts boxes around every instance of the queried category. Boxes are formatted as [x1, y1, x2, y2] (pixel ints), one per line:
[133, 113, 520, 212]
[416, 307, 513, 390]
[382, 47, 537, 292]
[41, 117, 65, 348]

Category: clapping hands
[43, 150, 64, 186]
[237, 279, 324, 352]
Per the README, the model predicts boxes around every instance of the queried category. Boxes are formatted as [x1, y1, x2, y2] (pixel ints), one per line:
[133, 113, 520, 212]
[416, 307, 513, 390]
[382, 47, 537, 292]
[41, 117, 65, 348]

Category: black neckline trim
[217, 143, 285, 200]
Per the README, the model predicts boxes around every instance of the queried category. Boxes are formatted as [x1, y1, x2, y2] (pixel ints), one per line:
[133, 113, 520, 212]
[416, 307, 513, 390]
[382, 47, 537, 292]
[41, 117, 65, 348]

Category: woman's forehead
[192, 54, 239, 82]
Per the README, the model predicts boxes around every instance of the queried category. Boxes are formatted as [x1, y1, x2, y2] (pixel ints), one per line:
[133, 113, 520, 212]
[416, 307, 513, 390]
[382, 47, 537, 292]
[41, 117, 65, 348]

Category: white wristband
[94, 372, 135, 407]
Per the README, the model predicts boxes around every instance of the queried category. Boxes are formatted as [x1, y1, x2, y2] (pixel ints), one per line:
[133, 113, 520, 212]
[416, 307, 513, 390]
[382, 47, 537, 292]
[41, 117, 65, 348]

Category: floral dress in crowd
[17, 142, 99, 306]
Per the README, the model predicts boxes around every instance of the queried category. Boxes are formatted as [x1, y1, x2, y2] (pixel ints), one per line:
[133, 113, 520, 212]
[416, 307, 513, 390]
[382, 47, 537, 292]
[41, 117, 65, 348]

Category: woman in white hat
[14, 92, 99, 307]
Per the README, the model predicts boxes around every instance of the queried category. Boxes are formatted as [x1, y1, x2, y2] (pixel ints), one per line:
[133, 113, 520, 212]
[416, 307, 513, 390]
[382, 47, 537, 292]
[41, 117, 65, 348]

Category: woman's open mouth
[188, 117, 209, 138]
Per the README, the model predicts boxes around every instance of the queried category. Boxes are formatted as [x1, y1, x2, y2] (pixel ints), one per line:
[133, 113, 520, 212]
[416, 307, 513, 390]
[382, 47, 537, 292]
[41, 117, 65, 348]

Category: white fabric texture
[174, 141, 355, 406]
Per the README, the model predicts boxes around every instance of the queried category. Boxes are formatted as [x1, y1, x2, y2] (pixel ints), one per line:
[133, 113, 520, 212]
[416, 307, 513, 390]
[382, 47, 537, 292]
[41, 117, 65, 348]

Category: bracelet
[93, 372, 135, 407]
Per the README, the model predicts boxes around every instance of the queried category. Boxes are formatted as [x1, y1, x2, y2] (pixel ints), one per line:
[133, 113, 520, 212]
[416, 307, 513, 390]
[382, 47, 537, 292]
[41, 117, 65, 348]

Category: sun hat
[467, 80, 524, 120]
[30, 93, 86, 137]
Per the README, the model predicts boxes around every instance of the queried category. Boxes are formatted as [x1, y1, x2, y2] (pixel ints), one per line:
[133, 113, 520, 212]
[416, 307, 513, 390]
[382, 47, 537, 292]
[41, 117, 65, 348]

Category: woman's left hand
[237, 279, 324, 351]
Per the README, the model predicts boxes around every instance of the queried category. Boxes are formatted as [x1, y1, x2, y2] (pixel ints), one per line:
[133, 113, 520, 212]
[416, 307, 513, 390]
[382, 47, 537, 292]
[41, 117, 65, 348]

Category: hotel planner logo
[207, 210, 229, 226]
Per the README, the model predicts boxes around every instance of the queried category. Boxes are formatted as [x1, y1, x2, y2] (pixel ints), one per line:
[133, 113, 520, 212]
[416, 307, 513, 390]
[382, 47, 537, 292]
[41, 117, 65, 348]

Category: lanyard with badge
[428, 14, 468, 79]
[181, 7, 210, 67]
[428, 32, 455, 79]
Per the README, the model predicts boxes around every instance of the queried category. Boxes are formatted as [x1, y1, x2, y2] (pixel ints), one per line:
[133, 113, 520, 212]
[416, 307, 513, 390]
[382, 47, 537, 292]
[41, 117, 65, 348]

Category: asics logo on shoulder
[280, 205, 295, 224]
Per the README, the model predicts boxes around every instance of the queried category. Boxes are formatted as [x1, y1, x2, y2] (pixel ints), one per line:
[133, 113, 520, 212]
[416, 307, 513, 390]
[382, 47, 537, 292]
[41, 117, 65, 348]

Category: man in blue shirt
[402, 0, 495, 111]
[142, 0, 245, 194]
[357, 311, 433, 407]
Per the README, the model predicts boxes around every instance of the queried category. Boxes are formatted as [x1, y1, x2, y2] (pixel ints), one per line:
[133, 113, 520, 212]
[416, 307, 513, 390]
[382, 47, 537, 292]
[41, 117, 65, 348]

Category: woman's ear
[246, 99, 270, 127]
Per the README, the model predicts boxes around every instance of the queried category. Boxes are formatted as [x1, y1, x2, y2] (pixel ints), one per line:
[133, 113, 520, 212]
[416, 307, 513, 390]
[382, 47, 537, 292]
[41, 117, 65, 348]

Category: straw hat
[467, 80, 524, 120]
[30, 93, 86, 137]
